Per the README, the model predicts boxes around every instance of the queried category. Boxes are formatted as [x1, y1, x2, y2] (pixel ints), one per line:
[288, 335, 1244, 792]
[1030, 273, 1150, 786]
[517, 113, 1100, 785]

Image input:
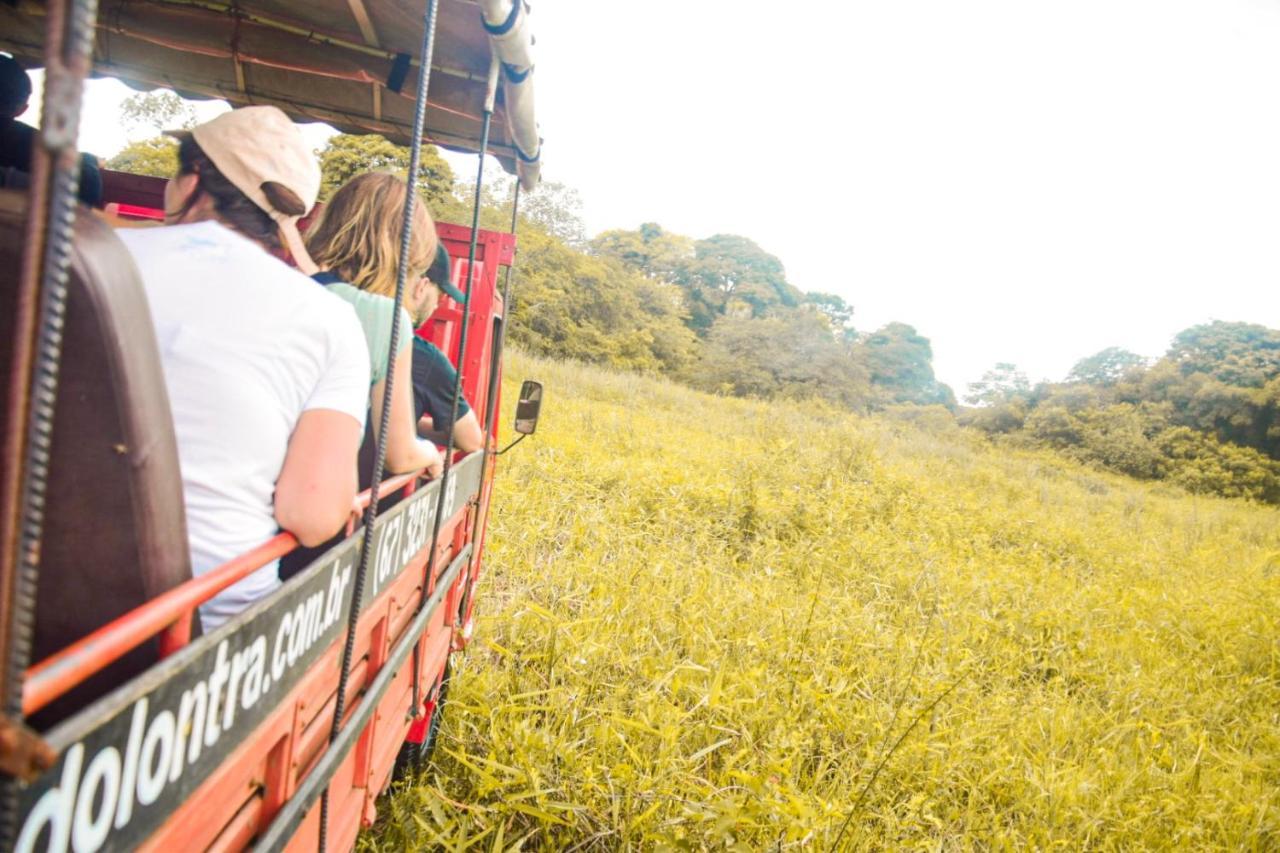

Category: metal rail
[457, 180, 521, 635]
[21, 470, 418, 716]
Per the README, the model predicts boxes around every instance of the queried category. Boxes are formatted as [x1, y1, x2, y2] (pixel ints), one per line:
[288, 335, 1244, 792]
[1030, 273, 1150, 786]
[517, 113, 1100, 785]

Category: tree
[516, 180, 586, 246]
[692, 309, 870, 408]
[592, 223, 694, 285]
[1167, 321, 1280, 388]
[105, 92, 192, 178]
[316, 133, 455, 206]
[1156, 426, 1280, 502]
[965, 362, 1031, 406]
[504, 226, 698, 374]
[682, 234, 802, 324]
[120, 91, 196, 135]
[105, 136, 178, 178]
[854, 323, 955, 408]
[1067, 347, 1147, 386]
[802, 291, 855, 333]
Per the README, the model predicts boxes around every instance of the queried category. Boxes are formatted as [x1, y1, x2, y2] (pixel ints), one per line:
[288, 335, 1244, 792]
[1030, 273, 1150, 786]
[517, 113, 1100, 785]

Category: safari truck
[0, 0, 543, 849]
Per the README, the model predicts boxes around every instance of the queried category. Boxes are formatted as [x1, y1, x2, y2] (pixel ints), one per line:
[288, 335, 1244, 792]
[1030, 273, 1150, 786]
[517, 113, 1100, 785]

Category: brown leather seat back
[0, 190, 192, 729]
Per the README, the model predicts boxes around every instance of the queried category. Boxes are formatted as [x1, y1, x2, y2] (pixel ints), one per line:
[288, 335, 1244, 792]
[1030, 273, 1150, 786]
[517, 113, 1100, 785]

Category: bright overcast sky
[48, 0, 1280, 393]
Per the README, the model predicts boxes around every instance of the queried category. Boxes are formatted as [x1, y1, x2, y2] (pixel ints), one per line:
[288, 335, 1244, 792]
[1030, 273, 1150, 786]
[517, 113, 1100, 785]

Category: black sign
[14, 453, 484, 853]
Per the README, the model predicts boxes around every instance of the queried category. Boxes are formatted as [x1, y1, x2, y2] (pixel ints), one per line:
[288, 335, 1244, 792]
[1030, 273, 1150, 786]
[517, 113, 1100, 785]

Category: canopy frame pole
[316, 1, 439, 850]
[456, 179, 520, 639]
[0, 0, 96, 837]
[409, 52, 500, 716]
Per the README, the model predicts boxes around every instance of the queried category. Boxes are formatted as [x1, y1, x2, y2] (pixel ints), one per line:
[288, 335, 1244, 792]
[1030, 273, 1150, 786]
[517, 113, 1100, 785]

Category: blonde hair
[305, 172, 437, 298]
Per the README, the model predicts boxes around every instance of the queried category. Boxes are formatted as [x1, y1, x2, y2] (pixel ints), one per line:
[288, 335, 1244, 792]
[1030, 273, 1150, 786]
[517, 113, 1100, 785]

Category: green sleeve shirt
[320, 280, 413, 387]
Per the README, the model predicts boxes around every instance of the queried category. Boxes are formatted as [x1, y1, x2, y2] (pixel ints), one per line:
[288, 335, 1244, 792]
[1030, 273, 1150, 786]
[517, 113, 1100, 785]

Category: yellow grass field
[366, 350, 1280, 850]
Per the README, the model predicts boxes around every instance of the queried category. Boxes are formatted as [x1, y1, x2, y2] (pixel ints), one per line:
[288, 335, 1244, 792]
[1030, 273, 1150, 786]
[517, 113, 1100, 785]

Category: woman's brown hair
[304, 172, 437, 297]
[175, 134, 306, 250]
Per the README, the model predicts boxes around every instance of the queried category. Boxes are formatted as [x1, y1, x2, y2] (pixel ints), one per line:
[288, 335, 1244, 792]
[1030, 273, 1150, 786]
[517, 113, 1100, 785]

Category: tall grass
[366, 350, 1280, 850]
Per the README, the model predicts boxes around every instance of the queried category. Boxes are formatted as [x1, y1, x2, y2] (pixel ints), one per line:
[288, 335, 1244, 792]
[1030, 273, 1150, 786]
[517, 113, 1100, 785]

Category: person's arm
[418, 409, 484, 453]
[275, 302, 370, 545]
[451, 410, 484, 453]
[371, 348, 444, 478]
[275, 409, 362, 546]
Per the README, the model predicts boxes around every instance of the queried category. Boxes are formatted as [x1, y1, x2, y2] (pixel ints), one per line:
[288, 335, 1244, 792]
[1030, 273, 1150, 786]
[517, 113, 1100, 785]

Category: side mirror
[513, 380, 543, 435]
[498, 380, 543, 455]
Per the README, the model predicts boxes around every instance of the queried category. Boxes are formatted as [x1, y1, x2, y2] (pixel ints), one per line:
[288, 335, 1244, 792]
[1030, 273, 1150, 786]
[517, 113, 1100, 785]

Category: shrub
[1156, 427, 1280, 502]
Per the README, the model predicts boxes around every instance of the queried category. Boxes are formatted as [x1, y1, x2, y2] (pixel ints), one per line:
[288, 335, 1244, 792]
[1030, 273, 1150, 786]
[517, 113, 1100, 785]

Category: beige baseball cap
[184, 106, 322, 273]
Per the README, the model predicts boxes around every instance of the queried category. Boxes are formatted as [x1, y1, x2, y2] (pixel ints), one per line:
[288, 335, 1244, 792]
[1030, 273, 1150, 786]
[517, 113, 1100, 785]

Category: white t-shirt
[118, 222, 370, 631]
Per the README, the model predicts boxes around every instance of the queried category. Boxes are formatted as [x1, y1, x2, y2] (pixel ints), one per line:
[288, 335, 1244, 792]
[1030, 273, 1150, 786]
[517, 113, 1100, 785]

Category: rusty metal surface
[0, 714, 56, 784]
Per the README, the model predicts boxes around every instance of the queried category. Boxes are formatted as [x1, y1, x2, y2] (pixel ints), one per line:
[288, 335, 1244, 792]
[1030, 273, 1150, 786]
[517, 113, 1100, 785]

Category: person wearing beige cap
[116, 105, 371, 632]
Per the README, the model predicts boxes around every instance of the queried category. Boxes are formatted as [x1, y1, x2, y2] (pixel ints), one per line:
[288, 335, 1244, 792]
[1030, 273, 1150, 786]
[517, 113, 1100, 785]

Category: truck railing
[21, 469, 423, 717]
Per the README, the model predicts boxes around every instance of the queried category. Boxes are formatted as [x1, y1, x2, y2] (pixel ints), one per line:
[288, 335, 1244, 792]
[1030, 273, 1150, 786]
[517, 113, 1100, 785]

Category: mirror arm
[496, 433, 529, 456]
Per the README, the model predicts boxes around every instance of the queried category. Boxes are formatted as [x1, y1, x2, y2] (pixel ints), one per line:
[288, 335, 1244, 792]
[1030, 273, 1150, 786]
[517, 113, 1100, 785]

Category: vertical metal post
[409, 54, 499, 713]
[317, 1, 439, 849]
[0, 0, 98, 839]
[486, 182, 521, 440]
[456, 180, 520, 635]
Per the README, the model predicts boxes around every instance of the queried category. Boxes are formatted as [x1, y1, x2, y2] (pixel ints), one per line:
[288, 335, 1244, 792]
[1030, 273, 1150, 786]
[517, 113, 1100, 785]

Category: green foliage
[518, 180, 586, 246]
[316, 133, 454, 206]
[366, 350, 1280, 849]
[965, 361, 1031, 406]
[1067, 346, 1147, 386]
[802, 291, 855, 331]
[1026, 403, 1165, 479]
[104, 136, 178, 178]
[970, 323, 1280, 503]
[960, 398, 1029, 434]
[691, 309, 870, 408]
[591, 223, 694, 285]
[1167, 320, 1280, 387]
[1156, 427, 1280, 502]
[119, 91, 196, 134]
[683, 233, 803, 325]
[434, 184, 948, 416]
[855, 322, 957, 408]
[594, 227, 806, 335]
[538, 218, 944, 412]
[504, 227, 698, 374]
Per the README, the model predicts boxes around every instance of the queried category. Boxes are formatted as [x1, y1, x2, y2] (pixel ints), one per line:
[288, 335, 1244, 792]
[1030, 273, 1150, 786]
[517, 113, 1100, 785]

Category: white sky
[39, 0, 1280, 393]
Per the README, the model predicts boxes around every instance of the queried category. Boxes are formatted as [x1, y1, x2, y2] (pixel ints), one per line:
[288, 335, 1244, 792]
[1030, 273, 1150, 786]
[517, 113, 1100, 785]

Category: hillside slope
[369, 351, 1280, 850]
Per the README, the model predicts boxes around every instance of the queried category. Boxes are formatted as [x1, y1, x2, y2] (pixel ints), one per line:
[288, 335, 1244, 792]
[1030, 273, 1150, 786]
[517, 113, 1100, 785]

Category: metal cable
[316, 2, 439, 849]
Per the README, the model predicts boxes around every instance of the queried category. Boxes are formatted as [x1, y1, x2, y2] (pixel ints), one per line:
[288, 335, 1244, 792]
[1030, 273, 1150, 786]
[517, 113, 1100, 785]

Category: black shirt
[412, 337, 470, 433]
[0, 118, 103, 207]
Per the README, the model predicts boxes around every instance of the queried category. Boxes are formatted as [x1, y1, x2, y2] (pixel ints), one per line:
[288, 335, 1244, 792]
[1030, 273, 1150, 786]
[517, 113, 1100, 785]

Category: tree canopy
[963, 322, 1280, 503]
[104, 136, 178, 178]
[856, 323, 956, 408]
[119, 92, 196, 134]
[966, 362, 1032, 406]
[1067, 347, 1147, 386]
[316, 133, 455, 207]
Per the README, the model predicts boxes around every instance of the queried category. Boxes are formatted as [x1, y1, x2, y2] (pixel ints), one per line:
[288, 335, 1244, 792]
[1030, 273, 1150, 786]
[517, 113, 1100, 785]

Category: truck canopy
[0, 0, 541, 188]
